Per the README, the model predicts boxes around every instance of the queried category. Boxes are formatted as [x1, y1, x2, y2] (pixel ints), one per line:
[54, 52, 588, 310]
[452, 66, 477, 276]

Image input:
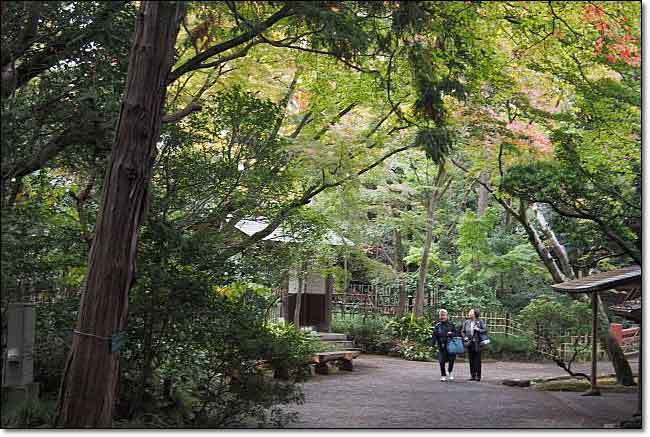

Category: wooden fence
[332, 281, 438, 316]
[330, 288, 623, 362]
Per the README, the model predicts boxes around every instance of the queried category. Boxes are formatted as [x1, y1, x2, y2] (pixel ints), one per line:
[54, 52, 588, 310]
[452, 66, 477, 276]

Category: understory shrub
[482, 334, 537, 361]
[266, 322, 326, 380]
[33, 295, 79, 394]
[385, 314, 436, 361]
[1, 398, 57, 428]
[116, 282, 309, 428]
[331, 314, 393, 353]
[333, 313, 437, 361]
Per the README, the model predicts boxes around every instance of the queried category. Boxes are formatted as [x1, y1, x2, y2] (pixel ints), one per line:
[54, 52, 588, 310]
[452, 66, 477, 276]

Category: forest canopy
[1, 0, 640, 428]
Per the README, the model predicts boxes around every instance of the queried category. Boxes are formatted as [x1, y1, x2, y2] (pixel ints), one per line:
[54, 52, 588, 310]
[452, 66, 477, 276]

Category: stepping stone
[502, 379, 531, 387]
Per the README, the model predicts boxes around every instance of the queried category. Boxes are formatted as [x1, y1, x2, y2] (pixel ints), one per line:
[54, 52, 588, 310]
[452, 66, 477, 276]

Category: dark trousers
[468, 346, 482, 379]
[438, 349, 455, 376]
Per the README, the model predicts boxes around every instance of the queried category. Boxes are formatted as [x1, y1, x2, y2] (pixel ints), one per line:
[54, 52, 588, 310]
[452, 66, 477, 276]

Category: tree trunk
[517, 200, 568, 284]
[414, 193, 435, 317]
[394, 229, 407, 316]
[324, 274, 333, 332]
[504, 198, 513, 230]
[293, 274, 303, 328]
[477, 171, 489, 215]
[56, 2, 185, 427]
[596, 294, 635, 386]
[414, 162, 449, 317]
[532, 203, 574, 279]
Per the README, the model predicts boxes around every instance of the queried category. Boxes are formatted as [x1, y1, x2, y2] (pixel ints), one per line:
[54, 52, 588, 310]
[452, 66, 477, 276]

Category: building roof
[234, 219, 354, 246]
[551, 265, 641, 293]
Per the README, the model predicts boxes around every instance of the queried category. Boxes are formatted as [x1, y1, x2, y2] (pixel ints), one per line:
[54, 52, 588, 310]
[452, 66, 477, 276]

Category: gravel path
[283, 354, 639, 429]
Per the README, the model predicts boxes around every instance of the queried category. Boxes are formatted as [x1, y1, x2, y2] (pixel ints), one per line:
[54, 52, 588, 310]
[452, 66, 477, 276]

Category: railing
[620, 327, 641, 355]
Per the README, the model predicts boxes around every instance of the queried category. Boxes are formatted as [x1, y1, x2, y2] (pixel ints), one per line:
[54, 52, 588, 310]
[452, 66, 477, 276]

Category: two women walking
[433, 308, 487, 382]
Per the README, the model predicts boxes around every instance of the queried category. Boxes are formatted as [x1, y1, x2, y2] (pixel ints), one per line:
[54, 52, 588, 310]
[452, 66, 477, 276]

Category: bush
[518, 296, 590, 337]
[391, 340, 436, 362]
[384, 314, 437, 361]
[33, 295, 79, 394]
[117, 282, 306, 428]
[1, 398, 57, 428]
[384, 314, 434, 345]
[482, 334, 537, 361]
[331, 314, 392, 353]
[265, 322, 324, 380]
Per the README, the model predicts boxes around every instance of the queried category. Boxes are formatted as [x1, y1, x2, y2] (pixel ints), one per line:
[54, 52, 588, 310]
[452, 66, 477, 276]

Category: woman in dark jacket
[433, 309, 456, 382]
[462, 308, 487, 381]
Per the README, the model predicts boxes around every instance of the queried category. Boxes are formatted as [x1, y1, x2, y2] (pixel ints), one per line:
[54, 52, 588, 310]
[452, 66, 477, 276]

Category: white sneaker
[440, 376, 447, 382]
[448, 373, 454, 381]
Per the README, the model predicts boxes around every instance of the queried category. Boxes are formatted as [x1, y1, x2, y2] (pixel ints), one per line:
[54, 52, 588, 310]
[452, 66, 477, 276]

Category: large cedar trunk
[56, 2, 185, 427]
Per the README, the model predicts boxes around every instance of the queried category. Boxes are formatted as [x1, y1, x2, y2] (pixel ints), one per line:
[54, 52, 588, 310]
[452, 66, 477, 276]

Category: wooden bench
[311, 350, 361, 374]
[257, 350, 361, 379]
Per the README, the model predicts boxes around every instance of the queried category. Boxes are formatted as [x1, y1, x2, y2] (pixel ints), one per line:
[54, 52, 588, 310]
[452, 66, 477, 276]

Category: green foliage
[414, 127, 454, 165]
[439, 285, 501, 316]
[33, 296, 80, 393]
[394, 340, 436, 362]
[1, 398, 57, 428]
[384, 314, 434, 346]
[482, 334, 537, 361]
[384, 314, 436, 361]
[266, 322, 323, 378]
[119, 282, 305, 428]
[518, 296, 591, 337]
[331, 314, 391, 353]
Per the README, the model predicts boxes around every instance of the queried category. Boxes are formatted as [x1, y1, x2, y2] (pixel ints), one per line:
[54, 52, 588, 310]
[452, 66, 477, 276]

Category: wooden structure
[551, 265, 641, 399]
[312, 350, 361, 374]
[234, 218, 353, 332]
[285, 271, 334, 331]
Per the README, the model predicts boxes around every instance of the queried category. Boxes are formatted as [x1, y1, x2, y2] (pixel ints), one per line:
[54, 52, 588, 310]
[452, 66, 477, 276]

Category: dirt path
[283, 354, 638, 428]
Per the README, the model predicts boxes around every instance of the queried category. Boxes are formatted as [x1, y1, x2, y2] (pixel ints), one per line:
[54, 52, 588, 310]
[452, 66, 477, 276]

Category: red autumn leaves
[583, 4, 640, 67]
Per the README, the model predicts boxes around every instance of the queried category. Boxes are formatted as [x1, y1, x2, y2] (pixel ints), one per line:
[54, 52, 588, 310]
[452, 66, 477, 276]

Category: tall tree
[56, 2, 185, 427]
[413, 162, 451, 317]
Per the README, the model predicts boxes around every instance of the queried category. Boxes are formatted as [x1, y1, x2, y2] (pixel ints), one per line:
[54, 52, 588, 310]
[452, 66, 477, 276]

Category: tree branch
[167, 5, 294, 83]
[2, 2, 128, 97]
[223, 144, 416, 258]
[313, 102, 357, 140]
[162, 102, 202, 124]
[289, 111, 314, 139]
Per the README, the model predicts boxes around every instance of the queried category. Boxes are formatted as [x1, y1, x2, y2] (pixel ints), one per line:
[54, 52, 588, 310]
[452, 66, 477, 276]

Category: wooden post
[324, 274, 333, 333]
[505, 313, 510, 337]
[294, 271, 304, 328]
[634, 322, 643, 417]
[583, 291, 601, 396]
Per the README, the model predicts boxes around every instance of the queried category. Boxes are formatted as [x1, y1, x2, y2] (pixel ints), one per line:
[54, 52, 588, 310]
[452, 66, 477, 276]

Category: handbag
[479, 324, 491, 347]
[447, 336, 465, 355]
